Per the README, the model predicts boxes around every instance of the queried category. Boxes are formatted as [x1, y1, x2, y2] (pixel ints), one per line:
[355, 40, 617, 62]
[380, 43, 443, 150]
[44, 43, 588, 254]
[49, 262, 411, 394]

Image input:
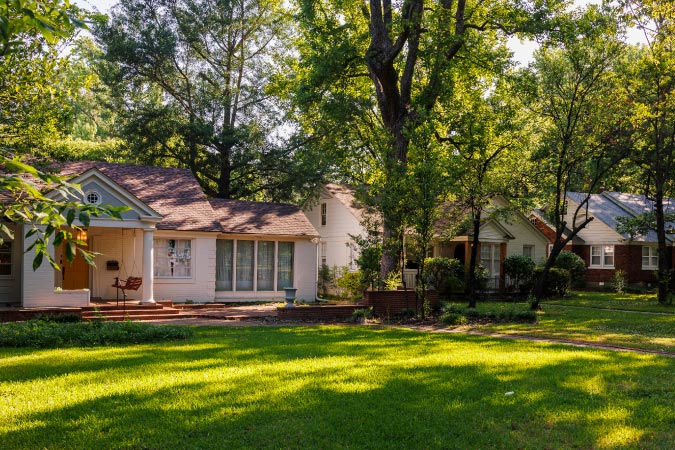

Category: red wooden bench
[112, 277, 143, 305]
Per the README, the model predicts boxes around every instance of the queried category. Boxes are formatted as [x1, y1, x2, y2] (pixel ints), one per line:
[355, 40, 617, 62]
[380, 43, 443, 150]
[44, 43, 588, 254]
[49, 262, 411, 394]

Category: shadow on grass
[1, 326, 675, 449]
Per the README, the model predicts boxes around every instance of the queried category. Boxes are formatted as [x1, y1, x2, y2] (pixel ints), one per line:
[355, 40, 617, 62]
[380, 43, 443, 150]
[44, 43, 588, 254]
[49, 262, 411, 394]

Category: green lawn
[543, 291, 672, 312]
[454, 292, 675, 353]
[2, 326, 675, 449]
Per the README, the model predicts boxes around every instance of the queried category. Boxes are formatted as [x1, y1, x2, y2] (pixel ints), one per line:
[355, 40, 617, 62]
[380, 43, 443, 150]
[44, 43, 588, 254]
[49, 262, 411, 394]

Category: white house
[304, 184, 549, 287]
[1, 161, 319, 307]
[303, 184, 366, 271]
[431, 196, 550, 287]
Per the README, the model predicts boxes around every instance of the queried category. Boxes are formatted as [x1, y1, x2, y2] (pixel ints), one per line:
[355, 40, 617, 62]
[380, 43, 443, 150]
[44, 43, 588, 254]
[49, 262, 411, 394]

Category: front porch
[22, 225, 158, 308]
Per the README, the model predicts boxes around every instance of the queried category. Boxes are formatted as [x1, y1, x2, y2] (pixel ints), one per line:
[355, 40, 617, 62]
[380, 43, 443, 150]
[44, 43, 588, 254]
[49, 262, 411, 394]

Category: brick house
[1, 161, 319, 307]
[533, 191, 675, 286]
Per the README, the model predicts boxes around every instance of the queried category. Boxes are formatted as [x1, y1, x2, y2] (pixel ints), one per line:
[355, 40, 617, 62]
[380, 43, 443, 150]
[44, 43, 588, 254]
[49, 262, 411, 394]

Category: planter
[283, 287, 298, 308]
[23, 289, 90, 308]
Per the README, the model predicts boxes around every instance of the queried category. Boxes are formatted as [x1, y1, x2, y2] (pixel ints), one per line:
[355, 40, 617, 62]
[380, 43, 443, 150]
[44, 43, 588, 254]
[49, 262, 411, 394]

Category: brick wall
[277, 304, 364, 321]
[574, 244, 658, 285]
[532, 219, 572, 255]
[363, 290, 439, 318]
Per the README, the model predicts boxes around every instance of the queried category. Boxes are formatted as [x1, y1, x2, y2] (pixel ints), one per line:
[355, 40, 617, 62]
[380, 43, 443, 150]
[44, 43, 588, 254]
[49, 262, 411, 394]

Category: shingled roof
[209, 198, 318, 237]
[56, 161, 223, 232]
[324, 183, 365, 221]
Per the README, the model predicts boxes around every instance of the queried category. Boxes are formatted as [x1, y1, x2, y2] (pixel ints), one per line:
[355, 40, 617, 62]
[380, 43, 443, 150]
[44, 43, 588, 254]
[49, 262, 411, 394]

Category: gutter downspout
[314, 237, 328, 302]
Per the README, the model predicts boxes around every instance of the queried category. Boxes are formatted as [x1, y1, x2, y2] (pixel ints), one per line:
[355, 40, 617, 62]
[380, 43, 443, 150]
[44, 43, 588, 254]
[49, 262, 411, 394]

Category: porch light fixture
[75, 229, 88, 242]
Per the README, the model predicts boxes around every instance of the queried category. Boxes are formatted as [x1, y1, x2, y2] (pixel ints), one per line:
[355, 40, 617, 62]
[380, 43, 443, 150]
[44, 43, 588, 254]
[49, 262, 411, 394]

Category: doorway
[61, 232, 90, 290]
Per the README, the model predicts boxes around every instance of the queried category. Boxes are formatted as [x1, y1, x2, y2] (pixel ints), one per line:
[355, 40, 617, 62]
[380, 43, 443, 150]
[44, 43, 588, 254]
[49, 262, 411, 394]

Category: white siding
[304, 193, 364, 270]
[565, 198, 623, 244]
[23, 225, 91, 307]
[477, 223, 505, 242]
[489, 197, 550, 264]
[501, 216, 549, 265]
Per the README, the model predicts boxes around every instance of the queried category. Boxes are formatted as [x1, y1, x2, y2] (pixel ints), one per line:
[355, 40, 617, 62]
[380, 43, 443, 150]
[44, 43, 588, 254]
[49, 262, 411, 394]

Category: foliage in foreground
[0, 320, 193, 348]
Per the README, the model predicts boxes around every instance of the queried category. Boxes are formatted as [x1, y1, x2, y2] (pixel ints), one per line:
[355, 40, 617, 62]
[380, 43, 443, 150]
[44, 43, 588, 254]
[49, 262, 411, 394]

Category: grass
[2, 326, 675, 449]
[543, 291, 673, 313]
[462, 292, 675, 353]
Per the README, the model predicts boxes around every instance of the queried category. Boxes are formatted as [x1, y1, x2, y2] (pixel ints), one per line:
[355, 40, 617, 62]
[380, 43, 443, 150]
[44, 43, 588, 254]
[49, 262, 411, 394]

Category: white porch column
[141, 229, 155, 303]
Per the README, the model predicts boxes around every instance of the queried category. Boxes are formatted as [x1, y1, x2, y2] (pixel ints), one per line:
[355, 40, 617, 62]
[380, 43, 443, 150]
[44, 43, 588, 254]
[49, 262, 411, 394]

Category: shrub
[612, 270, 626, 294]
[336, 271, 363, 300]
[533, 267, 571, 297]
[440, 312, 468, 325]
[0, 320, 194, 348]
[422, 257, 464, 298]
[474, 264, 490, 290]
[36, 313, 82, 323]
[352, 307, 373, 322]
[554, 251, 586, 288]
[439, 303, 537, 324]
[356, 244, 382, 289]
[504, 255, 535, 292]
[384, 271, 402, 290]
[399, 308, 417, 319]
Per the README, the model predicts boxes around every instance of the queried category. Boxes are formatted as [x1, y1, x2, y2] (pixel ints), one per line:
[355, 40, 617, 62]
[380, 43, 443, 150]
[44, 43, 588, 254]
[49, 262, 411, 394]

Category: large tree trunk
[467, 212, 481, 308]
[531, 242, 564, 309]
[654, 189, 671, 304]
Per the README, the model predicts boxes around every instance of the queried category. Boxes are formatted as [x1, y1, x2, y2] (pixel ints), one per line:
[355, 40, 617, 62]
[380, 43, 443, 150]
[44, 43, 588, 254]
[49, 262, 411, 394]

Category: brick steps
[82, 304, 182, 322]
[82, 304, 165, 311]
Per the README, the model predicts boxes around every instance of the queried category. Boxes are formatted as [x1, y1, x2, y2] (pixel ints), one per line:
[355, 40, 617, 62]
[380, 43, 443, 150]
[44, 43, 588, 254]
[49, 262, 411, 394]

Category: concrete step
[84, 313, 188, 322]
[82, 308, 180, 318]
[83, 304, 165, 311]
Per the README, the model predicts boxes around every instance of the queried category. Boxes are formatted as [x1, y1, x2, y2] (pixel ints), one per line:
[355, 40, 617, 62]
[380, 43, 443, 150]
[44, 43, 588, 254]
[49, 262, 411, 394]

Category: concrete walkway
[398, 325, 675, 358]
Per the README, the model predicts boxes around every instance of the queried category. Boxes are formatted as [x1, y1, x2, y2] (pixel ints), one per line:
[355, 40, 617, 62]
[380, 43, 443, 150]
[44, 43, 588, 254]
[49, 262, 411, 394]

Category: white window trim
[642, 246, 658, 270]
[154, 238, 193, 279]
[216, 239, 294, 292]
[480, 243, 500, 278]
[320, 202, 327, 226]
[84, 190, 102, 205]
[589, 245, 615, 269]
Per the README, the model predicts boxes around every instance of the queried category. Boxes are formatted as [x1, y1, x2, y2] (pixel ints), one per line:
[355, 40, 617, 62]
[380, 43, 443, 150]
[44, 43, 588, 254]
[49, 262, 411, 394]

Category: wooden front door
[61, 243, 90, 290]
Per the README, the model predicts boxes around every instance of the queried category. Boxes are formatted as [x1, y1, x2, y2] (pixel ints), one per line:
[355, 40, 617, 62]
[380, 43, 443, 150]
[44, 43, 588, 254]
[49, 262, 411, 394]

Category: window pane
[154, 239, 192, 278]
[603, 246, 614, 266]
[0, 241, 10, 276]
[523, 245, 534, 258]
[236, 241, 254, 291]
[277, 242, 294, 291]
[216, 240, 233, 291]
[257, 241, 275, 291]
[590, 246, 600, 266]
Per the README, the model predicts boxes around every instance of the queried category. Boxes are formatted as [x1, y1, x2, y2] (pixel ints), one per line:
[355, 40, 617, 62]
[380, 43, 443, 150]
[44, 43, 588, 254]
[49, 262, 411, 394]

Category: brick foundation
[363, 290, 439, 318]
[276, 304, 364, 321]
